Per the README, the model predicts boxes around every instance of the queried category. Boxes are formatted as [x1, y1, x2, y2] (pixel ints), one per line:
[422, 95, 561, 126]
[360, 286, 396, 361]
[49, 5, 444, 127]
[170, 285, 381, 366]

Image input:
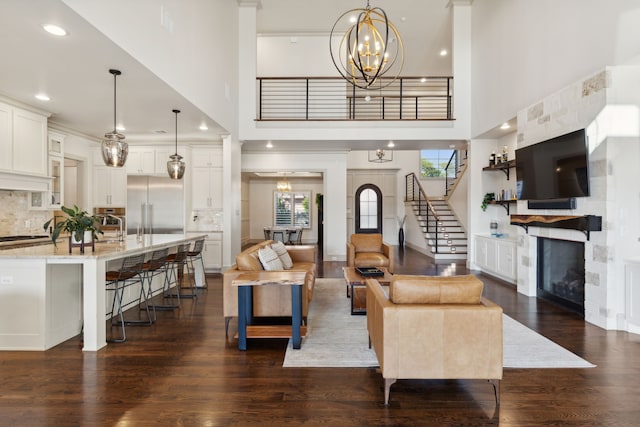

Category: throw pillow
[271, 241, 293, 270]
[258, 246, 284, 271]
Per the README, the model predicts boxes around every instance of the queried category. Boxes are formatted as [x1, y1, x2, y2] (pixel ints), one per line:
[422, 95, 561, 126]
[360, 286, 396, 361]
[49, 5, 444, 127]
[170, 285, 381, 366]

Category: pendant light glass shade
[167, 109, 185, 180]
[101, 69, 128, 167]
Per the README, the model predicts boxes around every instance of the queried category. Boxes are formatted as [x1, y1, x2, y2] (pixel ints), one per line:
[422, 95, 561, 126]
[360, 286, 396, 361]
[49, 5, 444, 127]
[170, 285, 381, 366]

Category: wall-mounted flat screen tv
[515, 128, 590, 200]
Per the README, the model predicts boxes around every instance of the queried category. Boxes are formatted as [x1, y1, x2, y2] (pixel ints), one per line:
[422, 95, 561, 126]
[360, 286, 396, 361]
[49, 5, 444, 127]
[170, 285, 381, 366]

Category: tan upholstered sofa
[347, 233, 394, 273]
[366, 274, 503, 405]
[223, 240, 316, 333]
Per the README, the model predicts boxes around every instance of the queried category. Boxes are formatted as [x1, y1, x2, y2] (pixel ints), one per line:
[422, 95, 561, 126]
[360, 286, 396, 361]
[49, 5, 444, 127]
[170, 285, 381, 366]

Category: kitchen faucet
[99, 214, 124, 242]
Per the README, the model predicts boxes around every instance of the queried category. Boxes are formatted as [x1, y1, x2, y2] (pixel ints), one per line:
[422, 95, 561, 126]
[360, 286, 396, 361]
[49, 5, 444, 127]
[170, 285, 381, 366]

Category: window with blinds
[274, 191, 311, 228]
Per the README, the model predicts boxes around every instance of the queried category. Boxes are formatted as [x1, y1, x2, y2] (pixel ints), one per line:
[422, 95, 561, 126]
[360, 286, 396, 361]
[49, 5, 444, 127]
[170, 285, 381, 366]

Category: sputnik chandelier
[330, 0, 404, 89]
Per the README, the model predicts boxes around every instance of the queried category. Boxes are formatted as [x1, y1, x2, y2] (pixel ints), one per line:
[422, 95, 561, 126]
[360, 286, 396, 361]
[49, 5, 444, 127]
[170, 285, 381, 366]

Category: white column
[82, 258, 107, 351]
[237, 1, 259, 141]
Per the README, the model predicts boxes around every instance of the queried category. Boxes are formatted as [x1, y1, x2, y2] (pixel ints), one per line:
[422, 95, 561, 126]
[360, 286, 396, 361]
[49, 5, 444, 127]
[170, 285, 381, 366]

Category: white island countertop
[0, 233, 206, 352]
[0, 234, 206, 260]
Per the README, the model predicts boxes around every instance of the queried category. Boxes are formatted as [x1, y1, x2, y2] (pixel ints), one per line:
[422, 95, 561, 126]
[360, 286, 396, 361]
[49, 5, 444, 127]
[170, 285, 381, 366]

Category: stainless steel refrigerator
[127, 176, 184, 235]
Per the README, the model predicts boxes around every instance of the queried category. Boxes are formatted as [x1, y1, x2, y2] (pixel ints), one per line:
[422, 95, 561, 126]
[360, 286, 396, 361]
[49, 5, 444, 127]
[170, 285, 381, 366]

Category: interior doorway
[355, 184, 382, 234]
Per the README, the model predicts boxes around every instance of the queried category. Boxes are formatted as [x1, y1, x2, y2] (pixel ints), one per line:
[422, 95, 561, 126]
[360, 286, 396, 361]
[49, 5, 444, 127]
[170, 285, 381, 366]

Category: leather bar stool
[139, 247, 170, 319]
[163, 243, 193, 303]
[186, 238, 209, 291]
[105, 253, 148, 343]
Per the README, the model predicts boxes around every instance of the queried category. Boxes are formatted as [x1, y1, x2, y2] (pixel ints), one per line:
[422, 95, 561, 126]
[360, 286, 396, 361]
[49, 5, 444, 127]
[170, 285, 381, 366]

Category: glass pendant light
[167, 109, 185, 179]
[101, 69, 128, 167]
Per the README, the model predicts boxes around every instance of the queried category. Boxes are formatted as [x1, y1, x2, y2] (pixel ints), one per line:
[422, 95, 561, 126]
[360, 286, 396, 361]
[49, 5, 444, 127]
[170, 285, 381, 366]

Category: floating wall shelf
[482, 159, 516, 180]
[488, 200, 517, 215]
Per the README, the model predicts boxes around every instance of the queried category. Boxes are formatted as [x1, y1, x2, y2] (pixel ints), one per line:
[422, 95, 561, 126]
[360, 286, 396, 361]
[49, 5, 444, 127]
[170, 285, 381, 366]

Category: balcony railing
[257, 76, 453, 121]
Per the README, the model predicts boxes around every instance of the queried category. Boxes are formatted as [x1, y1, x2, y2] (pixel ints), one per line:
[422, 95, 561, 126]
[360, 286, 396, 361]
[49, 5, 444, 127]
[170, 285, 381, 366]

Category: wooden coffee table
[343, 267, 393, 315]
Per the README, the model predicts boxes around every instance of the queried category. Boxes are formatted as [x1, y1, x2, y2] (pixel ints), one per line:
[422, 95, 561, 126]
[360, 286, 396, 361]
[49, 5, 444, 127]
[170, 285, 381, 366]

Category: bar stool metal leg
[186, 239, 209, 291]
[105, 253, 148, 343]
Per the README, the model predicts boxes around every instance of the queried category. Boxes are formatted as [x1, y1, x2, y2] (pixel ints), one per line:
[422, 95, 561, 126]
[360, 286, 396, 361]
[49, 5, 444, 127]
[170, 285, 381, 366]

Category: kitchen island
[0, 234, 205, 352]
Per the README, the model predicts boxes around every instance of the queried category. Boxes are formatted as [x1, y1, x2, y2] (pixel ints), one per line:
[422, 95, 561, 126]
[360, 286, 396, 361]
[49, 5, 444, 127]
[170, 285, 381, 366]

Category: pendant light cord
[173, 109, 180, 155]
[113, 73, 117, 132]
[108, 69, 122, 134]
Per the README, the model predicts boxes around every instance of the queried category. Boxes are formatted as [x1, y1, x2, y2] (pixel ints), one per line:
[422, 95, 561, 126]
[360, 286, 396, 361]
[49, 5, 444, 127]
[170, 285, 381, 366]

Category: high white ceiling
[0, 0, 453, 148]
[256, 0, 453, 76]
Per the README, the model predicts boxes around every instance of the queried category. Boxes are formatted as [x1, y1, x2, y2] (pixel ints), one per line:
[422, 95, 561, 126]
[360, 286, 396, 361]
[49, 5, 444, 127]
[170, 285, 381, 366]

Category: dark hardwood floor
[1, 246, 639, 426]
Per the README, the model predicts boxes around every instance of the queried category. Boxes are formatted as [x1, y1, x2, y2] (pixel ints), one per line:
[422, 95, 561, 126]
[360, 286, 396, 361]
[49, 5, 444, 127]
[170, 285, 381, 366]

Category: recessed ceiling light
[116, 125, 126, 131]
[420, 77, 427, 83]
[35, 93, 50, 101]
[500, 122, 510, 130]
[440, 49, 448, 56]
[266, 141, 273, 148]
[199, 124, 208, 131]
[387, 141, 395, 148]
[42, 24, 67, 36]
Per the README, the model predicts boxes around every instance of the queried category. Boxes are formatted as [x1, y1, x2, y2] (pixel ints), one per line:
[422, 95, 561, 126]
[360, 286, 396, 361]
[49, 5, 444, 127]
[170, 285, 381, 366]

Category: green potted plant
[43, 205, 104, 247]
[481, 192, 495, 211]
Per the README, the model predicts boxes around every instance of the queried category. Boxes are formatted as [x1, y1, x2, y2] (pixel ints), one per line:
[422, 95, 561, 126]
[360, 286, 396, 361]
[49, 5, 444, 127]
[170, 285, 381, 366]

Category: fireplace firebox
[537, 237, 585, 315]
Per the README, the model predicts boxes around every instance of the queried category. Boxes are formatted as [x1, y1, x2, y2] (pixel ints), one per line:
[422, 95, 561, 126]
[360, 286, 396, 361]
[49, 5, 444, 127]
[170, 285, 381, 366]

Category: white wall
[242, 151, 348, 261]
[247, 177, 322, 244]
[239, 2, 472, 144]
[63, 0, 238, 135]
[470, 0, 640, 137]
[258, 35, 338, 77]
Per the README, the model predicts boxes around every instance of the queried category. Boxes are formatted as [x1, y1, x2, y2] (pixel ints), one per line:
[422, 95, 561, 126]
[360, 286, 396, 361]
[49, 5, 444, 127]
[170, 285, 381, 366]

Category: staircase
[405, 151, 468, 260]
[413, 198, 468, 259]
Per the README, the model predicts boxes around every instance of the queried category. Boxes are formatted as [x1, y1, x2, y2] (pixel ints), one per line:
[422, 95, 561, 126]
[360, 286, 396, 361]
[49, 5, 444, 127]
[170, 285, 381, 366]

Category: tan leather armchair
[366, 274, 503, 405]
[346, 233, 394, 273]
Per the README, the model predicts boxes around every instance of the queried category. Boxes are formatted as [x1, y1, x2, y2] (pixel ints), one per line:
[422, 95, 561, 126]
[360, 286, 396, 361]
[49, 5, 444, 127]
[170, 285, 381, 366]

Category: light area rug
[283, 278, 595, 369]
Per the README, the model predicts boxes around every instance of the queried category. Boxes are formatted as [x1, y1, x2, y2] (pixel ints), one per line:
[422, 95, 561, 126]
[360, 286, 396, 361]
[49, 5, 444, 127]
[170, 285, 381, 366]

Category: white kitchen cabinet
[191, 147, 222, 168]
[93, 166, 127, 206]
[29, 132, 64, 210]
[192, 166, 223, 209]
[202, 233, 222, 270]
[0, 102, 12, 171]
[474, 234, 516, 283]
[186, 232, 223, 274]
[126, 148, 155, 175]
[0, 101, 47, 176]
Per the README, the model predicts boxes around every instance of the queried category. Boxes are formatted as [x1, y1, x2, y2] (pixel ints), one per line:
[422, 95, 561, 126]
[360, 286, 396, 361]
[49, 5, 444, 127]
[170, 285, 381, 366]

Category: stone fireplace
[512, 66, 640, 332]
[537, 237, 585, 315]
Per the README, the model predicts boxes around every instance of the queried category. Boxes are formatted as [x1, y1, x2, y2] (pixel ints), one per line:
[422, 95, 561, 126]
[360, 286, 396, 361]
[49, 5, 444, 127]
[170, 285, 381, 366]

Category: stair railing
[405, 172, 442, 253]
[444, 150, 458, 197]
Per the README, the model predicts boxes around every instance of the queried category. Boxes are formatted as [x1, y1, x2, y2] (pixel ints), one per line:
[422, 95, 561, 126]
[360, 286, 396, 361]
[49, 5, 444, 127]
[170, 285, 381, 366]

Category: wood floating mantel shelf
[510, 214, 602, 240]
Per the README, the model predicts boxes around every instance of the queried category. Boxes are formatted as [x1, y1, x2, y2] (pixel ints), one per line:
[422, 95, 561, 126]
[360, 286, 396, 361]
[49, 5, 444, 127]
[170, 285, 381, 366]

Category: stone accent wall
[517, 68, 640, 329]
[0, 191, 52, 236]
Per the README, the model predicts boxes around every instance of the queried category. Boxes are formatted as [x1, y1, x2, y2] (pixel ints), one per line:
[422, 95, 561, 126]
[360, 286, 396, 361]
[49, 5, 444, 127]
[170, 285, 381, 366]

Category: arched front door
[355, 184, 382, 234]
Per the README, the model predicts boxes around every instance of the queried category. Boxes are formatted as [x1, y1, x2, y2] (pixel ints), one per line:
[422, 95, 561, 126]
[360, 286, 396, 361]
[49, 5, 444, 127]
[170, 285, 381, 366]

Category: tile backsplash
[0, 190, 52, 236]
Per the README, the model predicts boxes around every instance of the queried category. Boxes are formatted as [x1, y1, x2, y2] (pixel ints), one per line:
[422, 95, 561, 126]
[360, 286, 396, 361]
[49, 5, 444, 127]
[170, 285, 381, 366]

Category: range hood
[0, 171, 52, 192]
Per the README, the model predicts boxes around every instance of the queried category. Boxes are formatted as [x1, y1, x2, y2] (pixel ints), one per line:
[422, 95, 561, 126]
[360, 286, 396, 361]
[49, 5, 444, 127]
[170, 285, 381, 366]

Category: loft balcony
[256, 76, 454, 122]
